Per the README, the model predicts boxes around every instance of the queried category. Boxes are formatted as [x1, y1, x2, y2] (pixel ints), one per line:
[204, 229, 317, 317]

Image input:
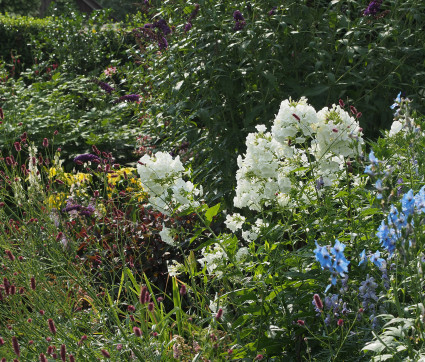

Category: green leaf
[205, 203, 220, 223]
[52, 71, 61, 81]
[360, 208, 381, 217]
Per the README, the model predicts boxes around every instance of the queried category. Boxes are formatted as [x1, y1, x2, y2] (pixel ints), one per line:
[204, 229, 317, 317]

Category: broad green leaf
[205, 203, 220, 223]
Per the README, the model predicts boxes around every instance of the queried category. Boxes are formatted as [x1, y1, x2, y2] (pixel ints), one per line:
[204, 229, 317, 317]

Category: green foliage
[0, 0, 41, 16]
[0, 70, 143, 165]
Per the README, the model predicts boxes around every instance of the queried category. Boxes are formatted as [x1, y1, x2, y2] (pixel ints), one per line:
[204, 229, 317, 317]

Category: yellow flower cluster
[106, 167, 146, 201]
[45, 166, 146, 209]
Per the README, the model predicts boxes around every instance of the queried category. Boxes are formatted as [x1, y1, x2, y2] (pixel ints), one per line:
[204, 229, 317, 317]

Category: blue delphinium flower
[402, 189, 415, 216]
[358, 249, 367, 266]
[314, 241, 332, 269]
[359, 275, 378, 311]
[333, 256, 349, 276]
[330, 239, 346, 259]
[364, 164, 374, 176]
[390, 92, 402, 109]
[376, 220, 397, 256]
[376, 220, 389, 241]
[415, 186, 425, 213]
[375, 179, 383, 199]
[387, 205, 399, 225]
[315, 240, 350, 292]
[369, 150, 379, 165]
[369, 250, 385, 268]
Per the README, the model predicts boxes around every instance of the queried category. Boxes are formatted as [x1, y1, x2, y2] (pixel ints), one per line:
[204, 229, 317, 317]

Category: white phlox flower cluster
[167, 260, 184, 277]
[241, 218, 269, 242]
[159, 225, 176, 246]
[224, 213, 246, 232]
[198, 243, 227, 277]
[234, 97, 364, 210]
[137, 151, 202, 215]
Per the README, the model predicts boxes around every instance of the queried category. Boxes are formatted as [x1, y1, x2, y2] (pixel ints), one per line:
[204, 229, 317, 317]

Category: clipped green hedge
[0, 10, 134, 75]
[0, 0, 41, 16]
[0, 14, 51, 67]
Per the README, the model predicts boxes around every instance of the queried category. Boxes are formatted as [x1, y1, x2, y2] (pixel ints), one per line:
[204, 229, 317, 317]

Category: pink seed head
[69, 354, 75, 362]
[139, 286, 150, 304]
[42, 138, 49, 147]
[78, 335, 87, 346]
[60, 344, 66, 362]
[148, 302, 155, 313]
[180, 284, 187, 296]
[313, 294, 323, 310]
[12, 336, 20, 357]
[133, 326, 143, 337]
[5, 249, 15, 261]
[48, 318, 57, 334]
[216, 308, 223, 321]
[101, 349, 111, 358]
[39, 353, 48, 362]
[30, 277, 36, 290]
